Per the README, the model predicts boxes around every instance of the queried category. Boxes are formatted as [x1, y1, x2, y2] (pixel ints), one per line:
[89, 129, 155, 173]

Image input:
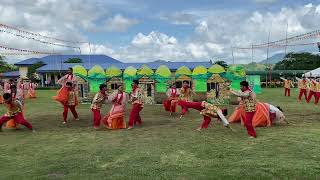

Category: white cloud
[2, 1, 320, 64]
[104, 14, 138, 32]
[159, 12, 197, 25]
[0, 0, 137, 63]
[72, 2, 320, 63]
[158, 3, 320, 63]
[131, 31, 178, 47]
[195, 21, 208, 34]
[186, 43, 208, 59]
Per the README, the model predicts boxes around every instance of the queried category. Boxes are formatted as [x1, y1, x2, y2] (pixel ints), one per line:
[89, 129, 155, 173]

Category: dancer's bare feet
[196, 127, 202, 131]
[127, 126, 133, 130]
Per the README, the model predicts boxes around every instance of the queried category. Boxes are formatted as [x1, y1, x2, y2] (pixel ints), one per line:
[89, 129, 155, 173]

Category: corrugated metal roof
[14, 55, 121, 65]
[36, 62, 212, 72]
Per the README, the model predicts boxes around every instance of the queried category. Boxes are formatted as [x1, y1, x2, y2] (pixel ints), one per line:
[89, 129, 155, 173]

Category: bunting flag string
[0, 52, 53, 56]
[0, 45, 60, 55]
[0, 29, 81, 49]
[253, 29, 320, 48]
[234, 42, 320, 50]
[234, 29, 320, 50]
[0, 23, 87, 44]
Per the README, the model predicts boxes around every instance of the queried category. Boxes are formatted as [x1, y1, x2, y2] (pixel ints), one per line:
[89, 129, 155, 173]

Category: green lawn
[0, 88, 320, 179]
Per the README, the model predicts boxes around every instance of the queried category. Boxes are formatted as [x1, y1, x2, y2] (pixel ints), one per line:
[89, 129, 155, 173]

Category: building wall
[19, 67, 28, 78]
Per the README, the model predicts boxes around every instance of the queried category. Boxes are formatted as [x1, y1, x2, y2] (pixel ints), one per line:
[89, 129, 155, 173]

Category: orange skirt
[229, 102, 271, 127]
[102, 112, 126, 129]
[53, 87, 69, 105]
[6, 106, 26, 129]
[53, 87, 78, 106]
[6, 119, 19, 129]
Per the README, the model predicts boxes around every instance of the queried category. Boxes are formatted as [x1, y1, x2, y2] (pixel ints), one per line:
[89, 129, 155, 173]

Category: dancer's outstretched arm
[216, 109, 229, 126]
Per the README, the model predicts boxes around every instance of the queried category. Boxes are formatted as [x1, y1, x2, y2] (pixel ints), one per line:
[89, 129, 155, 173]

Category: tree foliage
[214, 60, 228, 69]
[27, 61, 44, 81]
[274, 52, 320, 70]
[64, 58, 82, 63]
[0, 56, 17, 73]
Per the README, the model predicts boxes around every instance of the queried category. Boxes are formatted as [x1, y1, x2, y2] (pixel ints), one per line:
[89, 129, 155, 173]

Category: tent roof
[303, 67, 320, 77]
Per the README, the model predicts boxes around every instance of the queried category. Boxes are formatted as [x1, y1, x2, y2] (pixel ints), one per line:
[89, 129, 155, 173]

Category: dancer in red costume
[103, 85, 127, 130]
[90, 84, 108, 129]
[296, 77, 308, 101]
[0, 93, 34, 132]
[179, 81, 195, 118]
[17, 79, 28, 98]
[27, 81, 38, 99]
[280, 77, 294, 96]
[5, 85, 25, 129]
[127, 80, 144, 130]
[315, 79, 320, 104]
[4, 79, 14, 93]
[54, 68, 78, 104]
[306, 78, 317, 103]
[230, 81, 257, 138]
[163, 84, 180, 115]
[54, 82, 79, 124]
[178, 101, 230, 131]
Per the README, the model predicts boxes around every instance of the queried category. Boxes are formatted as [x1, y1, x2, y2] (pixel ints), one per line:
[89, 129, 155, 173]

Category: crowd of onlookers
[261, 79, 298, 88]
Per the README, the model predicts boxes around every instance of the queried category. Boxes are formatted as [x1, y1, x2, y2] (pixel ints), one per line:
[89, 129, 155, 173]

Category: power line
[0, 23, 87, 44]
[0, 45, 60, 55]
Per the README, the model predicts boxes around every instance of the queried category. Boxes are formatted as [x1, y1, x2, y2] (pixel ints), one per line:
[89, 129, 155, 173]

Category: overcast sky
[1, 0, 320, 63]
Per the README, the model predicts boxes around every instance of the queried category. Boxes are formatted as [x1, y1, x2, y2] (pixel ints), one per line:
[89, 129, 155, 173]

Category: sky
[1, 0, 320, 63]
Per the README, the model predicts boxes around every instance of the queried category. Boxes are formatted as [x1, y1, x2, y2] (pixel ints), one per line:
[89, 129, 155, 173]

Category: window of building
[207, 82, 217, 91]
[110, 83, 118, 90]
[207, 82, 220, 98]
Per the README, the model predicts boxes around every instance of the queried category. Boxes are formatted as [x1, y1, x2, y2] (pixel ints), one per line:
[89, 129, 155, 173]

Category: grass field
[0, 88, 320, 179]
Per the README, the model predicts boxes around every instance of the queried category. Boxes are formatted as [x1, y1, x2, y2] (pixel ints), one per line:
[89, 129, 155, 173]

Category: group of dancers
[53, 68, 143, 130]
[0, 79, 38, 131]
[281, 76, 320, 104]
[0, 67, 289, 138]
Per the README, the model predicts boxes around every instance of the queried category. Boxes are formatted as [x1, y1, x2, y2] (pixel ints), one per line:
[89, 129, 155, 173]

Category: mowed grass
[0, 88, 320, 179]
